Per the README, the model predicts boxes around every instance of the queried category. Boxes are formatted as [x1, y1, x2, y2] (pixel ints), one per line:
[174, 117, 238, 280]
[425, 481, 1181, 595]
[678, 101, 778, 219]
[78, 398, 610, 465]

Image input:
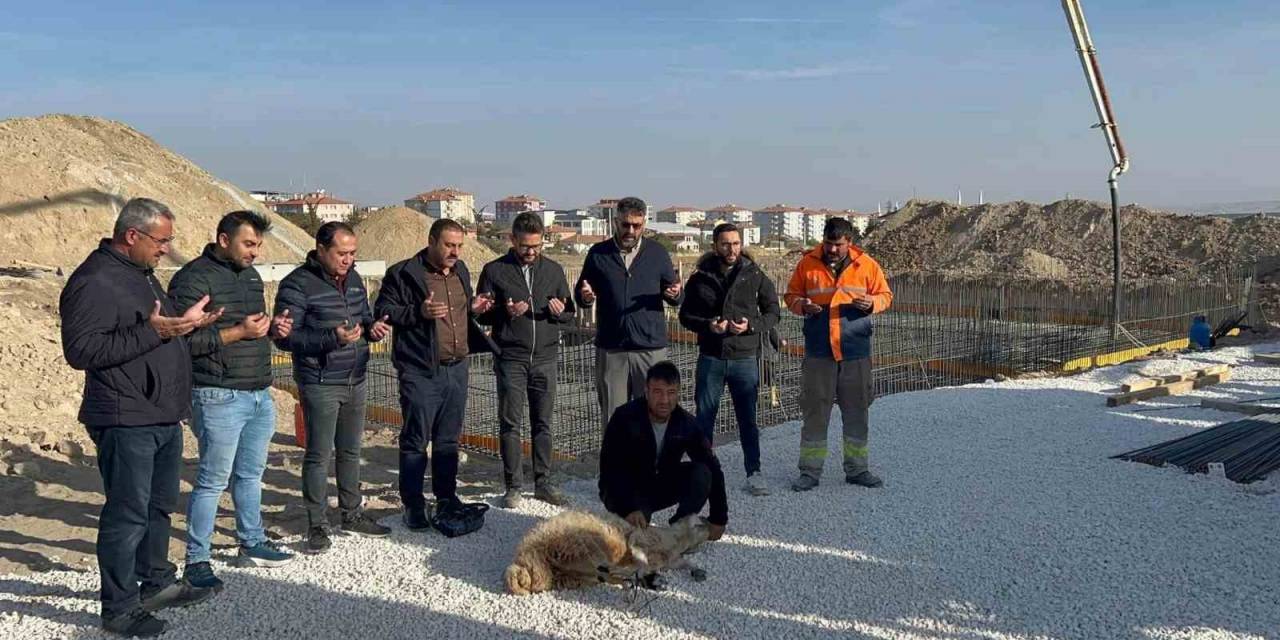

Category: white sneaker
[745, 472, 771, 496]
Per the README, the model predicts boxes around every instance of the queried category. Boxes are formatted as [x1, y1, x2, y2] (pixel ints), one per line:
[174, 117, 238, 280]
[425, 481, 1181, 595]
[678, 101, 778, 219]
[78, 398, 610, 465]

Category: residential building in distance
[556, 213, 608, 237]
[753, 204, 806, 242]
[689, 219, 760, 247]
[544, 225, 577, 244]
[587, 198, 620, 220]
[803, 208, 874, 239]
[269, 191, 356, 223]
[495, 194, 547, 226]
[562, 234, 608, 254]
[588, 198, 654, 223]
[706, 204, 754, 224]
[405, 187, 475, 223]
[647, 222, 704, 253]
[655, 206, 706, 225]
[249, 190, 299, 204]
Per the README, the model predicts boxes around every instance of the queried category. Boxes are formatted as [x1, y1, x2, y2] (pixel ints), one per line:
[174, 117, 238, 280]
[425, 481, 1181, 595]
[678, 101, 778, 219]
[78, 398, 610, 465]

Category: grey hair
[112, 197, 175, 238]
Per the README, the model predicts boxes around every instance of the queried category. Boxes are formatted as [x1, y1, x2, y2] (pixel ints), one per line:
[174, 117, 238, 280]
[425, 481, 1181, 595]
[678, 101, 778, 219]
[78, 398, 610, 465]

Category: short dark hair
[217, 210, 271, 241]
[616, 197, 646, 218]
[823, 217, 855, 242]
[429, 218, 465, 243]
[712, 222, 740, 243]
[316, 221, 355, 248]
[646, 360, 681, 386]
[511, 212, 544, 236]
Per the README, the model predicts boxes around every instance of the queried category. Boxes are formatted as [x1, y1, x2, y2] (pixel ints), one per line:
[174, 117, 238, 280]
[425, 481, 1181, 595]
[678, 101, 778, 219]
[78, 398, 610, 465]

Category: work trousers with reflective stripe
[798, 356, 873, 480]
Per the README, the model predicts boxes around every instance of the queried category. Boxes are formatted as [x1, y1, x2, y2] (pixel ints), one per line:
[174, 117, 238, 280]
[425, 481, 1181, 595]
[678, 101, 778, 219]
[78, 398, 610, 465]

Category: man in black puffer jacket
[678, 222, 780, 497]
[61, 198, 223, 637]
[475, 212, 576, 509]
[272, 222, 392, 553]
[169, 211, 296, 590]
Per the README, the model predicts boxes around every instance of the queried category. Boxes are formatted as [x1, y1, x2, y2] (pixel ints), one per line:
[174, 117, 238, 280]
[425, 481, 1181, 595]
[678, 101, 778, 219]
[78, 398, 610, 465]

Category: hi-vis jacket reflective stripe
[784, 245, 892, 361]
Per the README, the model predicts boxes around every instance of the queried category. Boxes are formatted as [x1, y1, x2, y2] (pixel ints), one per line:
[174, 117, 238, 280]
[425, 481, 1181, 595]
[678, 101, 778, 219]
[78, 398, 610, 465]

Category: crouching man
[598, 361, 727, 540]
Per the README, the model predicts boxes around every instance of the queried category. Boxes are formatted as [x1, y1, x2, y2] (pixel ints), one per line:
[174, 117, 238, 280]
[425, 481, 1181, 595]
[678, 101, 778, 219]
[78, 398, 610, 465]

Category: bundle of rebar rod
[1113, 414, 1280, 483]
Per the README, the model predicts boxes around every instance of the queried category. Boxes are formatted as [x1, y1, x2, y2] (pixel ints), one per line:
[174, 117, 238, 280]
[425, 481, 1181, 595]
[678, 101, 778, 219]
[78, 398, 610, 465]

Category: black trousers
[398, 362, 469, 510]
[606, 461, 712, 525]
[495, 357, 557, 489]
[88, 424, 182, 619]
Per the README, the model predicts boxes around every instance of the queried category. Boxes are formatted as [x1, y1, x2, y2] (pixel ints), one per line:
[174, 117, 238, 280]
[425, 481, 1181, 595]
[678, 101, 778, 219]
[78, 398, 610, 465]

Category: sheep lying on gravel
[504, 510, 710, 595]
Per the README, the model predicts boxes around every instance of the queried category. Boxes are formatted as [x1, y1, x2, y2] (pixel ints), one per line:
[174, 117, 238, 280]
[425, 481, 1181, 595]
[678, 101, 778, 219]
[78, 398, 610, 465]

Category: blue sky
[2, 0, 1276, 211]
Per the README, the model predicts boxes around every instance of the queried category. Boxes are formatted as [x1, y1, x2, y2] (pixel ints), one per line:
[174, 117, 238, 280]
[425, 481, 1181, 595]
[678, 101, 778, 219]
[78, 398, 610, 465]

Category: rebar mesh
[267, 262, 1250, 460]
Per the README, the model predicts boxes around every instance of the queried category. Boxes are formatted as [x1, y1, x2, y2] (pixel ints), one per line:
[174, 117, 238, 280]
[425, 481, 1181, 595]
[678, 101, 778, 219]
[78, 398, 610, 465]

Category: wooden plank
[1107, 380, 1196, 407]
[1120, 378, 1162, 393]
[1199, 398, 1280, 416]
[1157, 371, 1199, 384]
[1196, 364, 1231, 378]
[1192, 370, 1232, 389]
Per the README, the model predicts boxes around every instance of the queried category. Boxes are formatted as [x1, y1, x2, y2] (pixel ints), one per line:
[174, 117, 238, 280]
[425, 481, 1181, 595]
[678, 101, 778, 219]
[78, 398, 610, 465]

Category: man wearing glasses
[475, 212, 576, 508]
[60, 198, 223, 637]
[573, 197, 683, 430]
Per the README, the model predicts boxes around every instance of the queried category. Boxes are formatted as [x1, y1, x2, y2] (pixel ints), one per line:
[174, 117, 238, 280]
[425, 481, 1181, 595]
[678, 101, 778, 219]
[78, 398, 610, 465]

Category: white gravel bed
[3, 344, 1279, 639]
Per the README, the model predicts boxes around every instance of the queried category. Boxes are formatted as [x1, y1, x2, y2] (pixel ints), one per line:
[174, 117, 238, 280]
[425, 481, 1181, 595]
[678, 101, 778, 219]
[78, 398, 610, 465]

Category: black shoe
[402, 506, 431, 530]
[500, 487, 523, 509]
[139, 580, 217, 613]
[845, 470, 884, 488]
[533, 484, 569, 507]
[103, 609, 168, 637]
[306, 526, 332, 554]
[341, 511, 391, 537]
[181, 561, 224, 593]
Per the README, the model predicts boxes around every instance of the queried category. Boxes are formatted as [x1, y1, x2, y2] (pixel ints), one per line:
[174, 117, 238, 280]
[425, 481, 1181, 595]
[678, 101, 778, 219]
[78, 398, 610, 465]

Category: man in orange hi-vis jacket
[784, 217, 893, 492]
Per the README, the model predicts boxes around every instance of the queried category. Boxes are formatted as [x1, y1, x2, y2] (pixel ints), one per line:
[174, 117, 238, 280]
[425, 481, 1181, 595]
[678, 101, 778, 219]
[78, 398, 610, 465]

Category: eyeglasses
[133, 228, 176, 246]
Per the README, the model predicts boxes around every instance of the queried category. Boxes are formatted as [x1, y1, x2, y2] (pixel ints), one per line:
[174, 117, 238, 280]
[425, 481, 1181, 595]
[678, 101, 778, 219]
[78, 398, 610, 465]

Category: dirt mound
[864, 199, 1280, 280]
[0, 274, 83, 452]
[355, 206, 500, 268]
[0, 114, 313, 268]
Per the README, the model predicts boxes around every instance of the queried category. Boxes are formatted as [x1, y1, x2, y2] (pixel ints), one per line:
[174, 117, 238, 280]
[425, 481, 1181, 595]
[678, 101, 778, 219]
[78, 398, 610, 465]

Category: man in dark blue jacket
[374, 218, 496, 530]
[573, 197, 683, 429]
[476, 212, 575, 508]
[273, 222, 392, 553]
[598, 362, 727, 539]
[60, 198, 222, 637]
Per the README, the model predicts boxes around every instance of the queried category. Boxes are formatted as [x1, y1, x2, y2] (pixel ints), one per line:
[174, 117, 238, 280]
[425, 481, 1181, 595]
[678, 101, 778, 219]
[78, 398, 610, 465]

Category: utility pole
[1063, 0, 1130, 343]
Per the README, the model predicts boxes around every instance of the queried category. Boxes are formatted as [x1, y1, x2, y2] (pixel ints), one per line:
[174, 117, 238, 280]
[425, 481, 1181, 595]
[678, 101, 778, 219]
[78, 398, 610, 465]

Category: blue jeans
[693, 355, 761, 475]
[185, 387, 275, 564]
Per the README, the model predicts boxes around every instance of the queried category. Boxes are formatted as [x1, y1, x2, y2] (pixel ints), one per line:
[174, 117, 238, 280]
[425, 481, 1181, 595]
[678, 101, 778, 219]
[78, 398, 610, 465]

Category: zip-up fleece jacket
[573, 239, 683, 351]
[271, 252, 377, 386]
[475, 251, 576, 362]
[678, 253, 780, 360]
[60, 240, 193, 427]
[168, 244, 272, 390]
[784, 245, 893, 361]
[372, 250, 497, 376]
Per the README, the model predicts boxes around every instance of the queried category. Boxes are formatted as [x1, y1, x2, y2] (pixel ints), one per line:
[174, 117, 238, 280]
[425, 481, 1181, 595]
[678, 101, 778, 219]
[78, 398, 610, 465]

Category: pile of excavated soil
[0, 114, 319, 467]
[864, 199, 1280, 281]
[355, 206, 499, 268]
[0, 274, 84, 456]
[0, 114, 313, 269]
